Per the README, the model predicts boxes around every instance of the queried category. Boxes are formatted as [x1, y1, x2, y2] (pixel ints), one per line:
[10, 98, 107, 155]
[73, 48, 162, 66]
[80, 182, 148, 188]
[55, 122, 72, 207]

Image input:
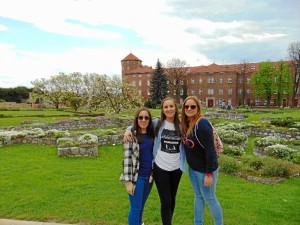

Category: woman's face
[137, 110, 150, 132]
[184, 99, 198, 118]
[163, 99, 176, 121]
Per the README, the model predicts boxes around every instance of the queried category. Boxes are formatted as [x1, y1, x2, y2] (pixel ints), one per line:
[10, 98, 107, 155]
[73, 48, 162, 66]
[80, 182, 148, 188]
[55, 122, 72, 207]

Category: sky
[0, 0, 299, 88]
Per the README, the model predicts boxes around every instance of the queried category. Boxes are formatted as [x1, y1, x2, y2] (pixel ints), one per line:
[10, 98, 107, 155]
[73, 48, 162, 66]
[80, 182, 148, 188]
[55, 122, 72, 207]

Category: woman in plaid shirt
[120, 108, 155, 225]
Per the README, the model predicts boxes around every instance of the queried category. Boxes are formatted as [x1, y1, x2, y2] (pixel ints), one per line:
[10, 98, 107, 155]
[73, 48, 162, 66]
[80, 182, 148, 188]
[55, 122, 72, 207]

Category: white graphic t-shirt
[155, 120, 181, 171]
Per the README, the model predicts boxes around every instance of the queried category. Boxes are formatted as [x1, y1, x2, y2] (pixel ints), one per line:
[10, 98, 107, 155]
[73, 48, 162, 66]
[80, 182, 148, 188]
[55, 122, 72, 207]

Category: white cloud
[0, 0, 298, 87]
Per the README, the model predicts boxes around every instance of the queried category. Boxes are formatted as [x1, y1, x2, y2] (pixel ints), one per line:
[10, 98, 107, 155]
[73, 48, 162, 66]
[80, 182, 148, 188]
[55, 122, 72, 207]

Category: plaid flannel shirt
[120, 136, 153, 186]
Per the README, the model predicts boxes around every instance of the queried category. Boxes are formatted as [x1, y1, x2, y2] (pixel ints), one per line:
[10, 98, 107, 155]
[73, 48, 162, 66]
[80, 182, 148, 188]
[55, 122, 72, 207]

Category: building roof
[125, 65, 153, 75]
[121, 53, 142, 62]
[190, 62, 260, 74]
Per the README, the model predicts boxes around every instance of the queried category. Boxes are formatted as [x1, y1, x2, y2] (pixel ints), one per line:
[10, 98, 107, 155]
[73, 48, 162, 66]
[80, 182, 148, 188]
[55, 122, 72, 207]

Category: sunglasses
[137, 116, 150, 121]
[184, 105, 197, 110]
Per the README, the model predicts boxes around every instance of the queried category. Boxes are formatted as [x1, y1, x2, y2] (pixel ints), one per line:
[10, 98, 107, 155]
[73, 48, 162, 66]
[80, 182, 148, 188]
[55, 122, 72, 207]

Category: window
[238, 89, 242, 94]
[199, 78, 203, 84]
[132, 80, 136, 86]
[219, 88, 223, 95]
[219, 77, 223, 84]
[180, 89, 183, 95]
[228, 88, 233, 95]
[180, 80, 184, 85]
[147, 80, 150, 86]
[238, 77, 242, 83]
[199, 88, 203, 95]
[247, 89, 251, 94]
[208, 77, 214, 83]
[167, 80, 170, 84]
[191, 88, 195, 95]
[174, 79, 177, 85]
[139, 80, 142, 86]
[173, 90, 176, 95]
[247, 77, 251, 83]
[191, 78, 195, 84]
[138, 74, 142, 77]
[208, 88, 214, 95]
[228, 77, 232, 83]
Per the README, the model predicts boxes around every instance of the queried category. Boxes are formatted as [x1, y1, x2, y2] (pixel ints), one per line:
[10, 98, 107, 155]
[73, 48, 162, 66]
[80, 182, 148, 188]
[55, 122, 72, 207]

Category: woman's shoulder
[196, 117, 211, 130]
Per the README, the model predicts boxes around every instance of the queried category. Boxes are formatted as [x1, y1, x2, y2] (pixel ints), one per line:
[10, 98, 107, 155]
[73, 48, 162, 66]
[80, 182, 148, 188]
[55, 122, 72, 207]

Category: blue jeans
[188, 167, 223, 225]
[128, 176, 153, 225]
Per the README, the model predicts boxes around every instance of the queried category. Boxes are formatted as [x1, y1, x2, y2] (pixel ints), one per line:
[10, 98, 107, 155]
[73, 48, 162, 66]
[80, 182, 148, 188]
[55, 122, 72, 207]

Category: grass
[0, 144, 299, 225]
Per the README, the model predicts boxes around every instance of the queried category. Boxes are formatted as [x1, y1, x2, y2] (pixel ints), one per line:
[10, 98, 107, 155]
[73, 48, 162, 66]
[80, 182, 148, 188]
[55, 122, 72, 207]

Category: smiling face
[162, 99, 176, 122]
[137, 110, 150, 133]
[184, 99, 198, 118]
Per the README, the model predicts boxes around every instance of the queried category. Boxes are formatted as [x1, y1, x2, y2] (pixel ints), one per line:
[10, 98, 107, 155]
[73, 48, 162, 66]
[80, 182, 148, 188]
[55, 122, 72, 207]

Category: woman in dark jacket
[181, 96, 223, 225]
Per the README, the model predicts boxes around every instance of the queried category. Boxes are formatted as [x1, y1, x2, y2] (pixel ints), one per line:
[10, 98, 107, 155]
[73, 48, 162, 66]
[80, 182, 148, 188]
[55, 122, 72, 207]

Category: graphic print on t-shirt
[161, 129, 181, 153]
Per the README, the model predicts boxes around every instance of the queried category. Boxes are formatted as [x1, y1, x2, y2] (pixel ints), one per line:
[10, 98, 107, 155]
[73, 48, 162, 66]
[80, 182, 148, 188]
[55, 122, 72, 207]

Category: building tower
[121, 53, 142, 79]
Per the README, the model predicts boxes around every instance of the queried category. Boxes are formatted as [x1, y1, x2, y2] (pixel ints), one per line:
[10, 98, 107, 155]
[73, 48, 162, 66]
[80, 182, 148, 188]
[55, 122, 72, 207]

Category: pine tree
[149, 59, 168, 107]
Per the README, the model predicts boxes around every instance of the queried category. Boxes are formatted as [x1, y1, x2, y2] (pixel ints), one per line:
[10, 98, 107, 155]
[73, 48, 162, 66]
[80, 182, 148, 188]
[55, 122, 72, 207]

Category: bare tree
[165, 58, 189, 103]
[287, 41, 300, 107]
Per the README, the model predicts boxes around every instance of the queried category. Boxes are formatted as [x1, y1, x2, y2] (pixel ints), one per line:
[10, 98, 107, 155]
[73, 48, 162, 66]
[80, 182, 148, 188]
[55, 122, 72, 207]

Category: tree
[0, 86, 32, 103]
[31, 73, 70, 109]
[84, 74, 142, 114]
[273, 60, 292, 107]
[287, 41, 300, 107]
[250, 61, 275, 107]
[149, 59, 168, 107]
[165, 58, 189, 103]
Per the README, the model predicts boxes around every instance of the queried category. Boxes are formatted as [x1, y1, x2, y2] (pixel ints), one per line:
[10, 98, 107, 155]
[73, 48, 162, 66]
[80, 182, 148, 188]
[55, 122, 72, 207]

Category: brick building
[121, 53, 300, 108]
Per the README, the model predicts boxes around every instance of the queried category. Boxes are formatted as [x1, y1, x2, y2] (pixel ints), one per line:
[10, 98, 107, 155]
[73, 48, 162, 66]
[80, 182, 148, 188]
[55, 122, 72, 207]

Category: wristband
[206, 173, 213, 178]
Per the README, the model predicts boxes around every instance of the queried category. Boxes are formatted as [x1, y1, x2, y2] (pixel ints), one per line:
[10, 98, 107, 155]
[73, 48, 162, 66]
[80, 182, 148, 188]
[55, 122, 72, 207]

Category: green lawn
[0, 144, 299, 225]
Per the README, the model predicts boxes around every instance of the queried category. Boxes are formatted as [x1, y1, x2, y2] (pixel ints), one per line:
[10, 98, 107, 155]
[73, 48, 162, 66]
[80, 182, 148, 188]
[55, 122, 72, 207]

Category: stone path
[0, 219, 76, 225]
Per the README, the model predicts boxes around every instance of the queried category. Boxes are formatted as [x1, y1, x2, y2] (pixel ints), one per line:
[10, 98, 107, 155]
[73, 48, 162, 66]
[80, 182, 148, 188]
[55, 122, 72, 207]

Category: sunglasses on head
[137, 116, 150, 121]
[184, 105, 197, 110]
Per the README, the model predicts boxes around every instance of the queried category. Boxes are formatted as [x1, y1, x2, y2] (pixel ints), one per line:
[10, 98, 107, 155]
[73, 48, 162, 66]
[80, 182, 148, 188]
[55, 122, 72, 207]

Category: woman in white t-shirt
[124, 97, 186, 225]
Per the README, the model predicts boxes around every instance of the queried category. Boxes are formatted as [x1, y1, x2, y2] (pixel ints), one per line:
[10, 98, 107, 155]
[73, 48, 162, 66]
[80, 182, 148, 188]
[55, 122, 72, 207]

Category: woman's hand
[123, 130, 132, 143]
[204, 175, 213, 187]
[125, 182, 134, 195]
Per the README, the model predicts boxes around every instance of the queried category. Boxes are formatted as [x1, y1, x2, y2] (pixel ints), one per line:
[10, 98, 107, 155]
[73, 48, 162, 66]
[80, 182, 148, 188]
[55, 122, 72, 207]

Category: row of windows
[189, 77, 251, 84]
[131, 77, 252, 86]
[143, 88, 252, 96]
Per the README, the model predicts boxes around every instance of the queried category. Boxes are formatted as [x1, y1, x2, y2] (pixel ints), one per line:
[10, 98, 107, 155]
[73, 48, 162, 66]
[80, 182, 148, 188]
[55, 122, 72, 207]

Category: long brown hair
[133, 108, 155, 144]
[155, 97, 181, 137]
[181, 96, 202, 136]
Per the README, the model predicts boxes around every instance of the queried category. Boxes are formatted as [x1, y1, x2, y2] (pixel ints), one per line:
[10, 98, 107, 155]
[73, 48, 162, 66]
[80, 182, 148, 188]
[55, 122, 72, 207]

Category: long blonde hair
[155, 97, 181, 137]
[181, 96, 202, 136]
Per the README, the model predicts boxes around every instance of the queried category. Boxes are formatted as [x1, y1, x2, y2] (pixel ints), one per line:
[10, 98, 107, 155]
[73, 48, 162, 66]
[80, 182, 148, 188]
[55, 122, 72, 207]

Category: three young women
[124, 97, 186, 225]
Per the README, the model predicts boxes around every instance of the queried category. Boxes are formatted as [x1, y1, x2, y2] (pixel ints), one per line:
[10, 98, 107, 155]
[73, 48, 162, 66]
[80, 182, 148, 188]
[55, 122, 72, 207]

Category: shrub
[261, 159, 293, 178]
[77, 133, 98, 145]
[285, 151, 300, 164]
[270, 117, 295, 127]
[45, 129, 70, 138]
[0, 132, 11, 146]
[265, 144, 296, 158]
[254, 136, 287, 147]
[224, 145, 245, 156]
[57, 138, 75, 147]
[289, 139, 300, 146]
[26, 128, 45, 137]
[219, 155, 239, 174]
[217, 129, 247, 145]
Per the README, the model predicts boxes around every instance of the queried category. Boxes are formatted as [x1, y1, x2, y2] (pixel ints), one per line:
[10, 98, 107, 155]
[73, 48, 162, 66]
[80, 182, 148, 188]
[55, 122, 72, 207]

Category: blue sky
[0, 0, 299, 88]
